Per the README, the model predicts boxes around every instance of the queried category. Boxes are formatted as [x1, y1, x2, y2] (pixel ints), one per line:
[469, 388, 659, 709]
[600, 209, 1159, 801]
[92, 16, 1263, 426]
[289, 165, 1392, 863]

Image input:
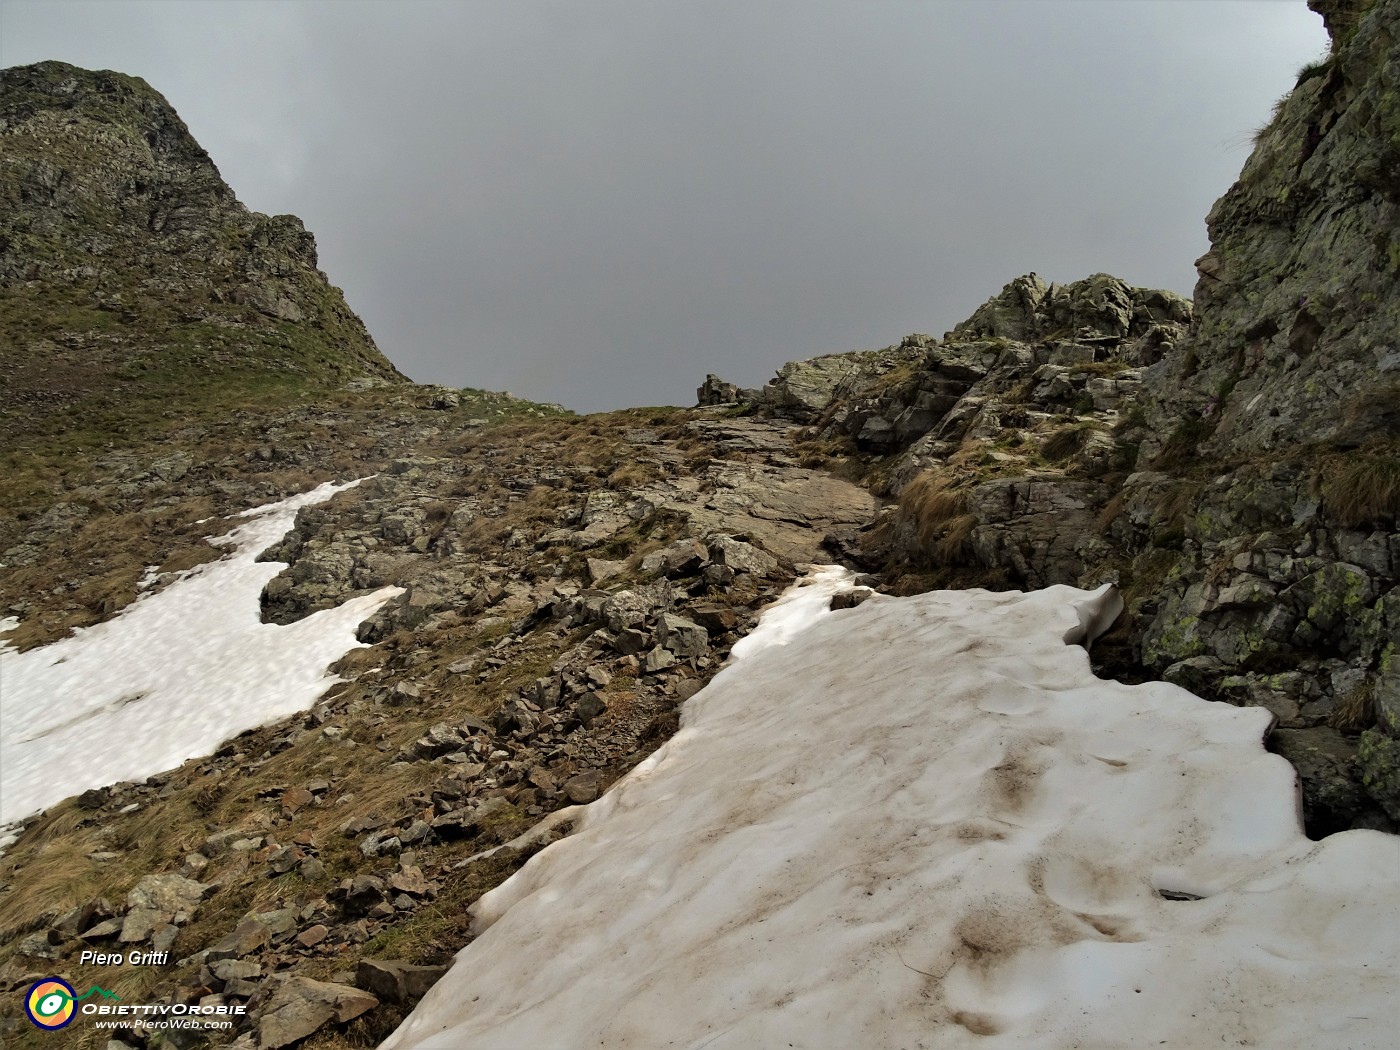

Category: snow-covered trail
[384, 570, 1400, 1050]
[0, 480, 401, 827]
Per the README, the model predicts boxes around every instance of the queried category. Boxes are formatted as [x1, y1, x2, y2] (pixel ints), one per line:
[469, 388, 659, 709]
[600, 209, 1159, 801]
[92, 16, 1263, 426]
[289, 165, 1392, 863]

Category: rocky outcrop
[693, 237, 1391, 832]
[700, 273, 1191, 588]
[952, 272, 1191, 346]
[696, 374, 757, 406]
[703, 338, 935, 424]
[686, 15, 1400, 824]
[713, 275, 1189, 461]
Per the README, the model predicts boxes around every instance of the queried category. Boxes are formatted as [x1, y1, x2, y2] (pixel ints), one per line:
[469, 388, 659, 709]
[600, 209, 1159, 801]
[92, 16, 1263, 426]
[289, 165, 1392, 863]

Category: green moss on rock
[1357, 728, 1400, 820]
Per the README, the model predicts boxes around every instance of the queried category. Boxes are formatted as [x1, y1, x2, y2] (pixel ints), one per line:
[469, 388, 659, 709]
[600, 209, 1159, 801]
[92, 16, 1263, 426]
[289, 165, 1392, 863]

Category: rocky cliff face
[1122, 0, 1400, 832]
[0, 61, 405, 457]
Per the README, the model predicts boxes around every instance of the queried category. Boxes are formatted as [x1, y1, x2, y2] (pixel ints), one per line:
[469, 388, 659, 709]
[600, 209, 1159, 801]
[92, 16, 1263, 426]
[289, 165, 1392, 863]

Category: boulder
[707, 535, 779, 576]
[119, 908, 166, 943]
[356, 959, 449, 1005]
[1271, 728, 1371, 833]
[758, 353, 892, 420]
[342, 875, 388, 915]
[575, 691, 608, 725]
[205, 918, 272, 962]
[586, 557, 626, 585]
[612, 627, 650, 656]
[658, 613, 709, 658]
[642, 646, 677, 674]
[830, 589, 873, 610]
[600, 581, 674, 632]
[563, 771, 602, 804]
[641, 538, 709, 578]
[296, 925, 329, 948]
[126, 874, 212, 914]
[697, 374, 749, 405]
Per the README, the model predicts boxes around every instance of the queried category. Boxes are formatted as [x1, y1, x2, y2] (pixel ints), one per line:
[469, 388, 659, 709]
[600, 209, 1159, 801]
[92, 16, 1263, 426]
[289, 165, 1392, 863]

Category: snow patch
[385, 575, 1400, 1050]
[0, 480, 400, 826]
[0, 616, 17, 654]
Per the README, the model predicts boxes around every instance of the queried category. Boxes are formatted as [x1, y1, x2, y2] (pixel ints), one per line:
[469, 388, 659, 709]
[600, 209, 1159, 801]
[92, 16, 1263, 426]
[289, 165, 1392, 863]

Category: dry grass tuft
[899, 469, 965, 546]
[0, 812, 114, 939]
[1041, 423, 1094, 462]
[1150, 414, 1210, 471]
[1094, 492, 1126, 535]
[1322, 451, 1400, 528]
[1329, 678, 1376, 731]
[898, 468, 977, 565]
[935, 513, 979, 564]
[1321, 674, 1377, 733]
[609, 462, 658, 489]
[1153, 480, 1200, 527]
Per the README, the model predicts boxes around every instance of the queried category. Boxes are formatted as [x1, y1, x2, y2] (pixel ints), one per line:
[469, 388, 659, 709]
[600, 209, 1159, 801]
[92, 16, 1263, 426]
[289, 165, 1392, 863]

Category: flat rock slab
[685, 467, 877, 564]
[259, 976, 378, 1049]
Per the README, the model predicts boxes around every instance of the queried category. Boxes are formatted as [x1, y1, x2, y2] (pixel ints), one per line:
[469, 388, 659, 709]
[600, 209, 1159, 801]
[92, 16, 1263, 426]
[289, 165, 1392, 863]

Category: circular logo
[24, 978, 76, 1030]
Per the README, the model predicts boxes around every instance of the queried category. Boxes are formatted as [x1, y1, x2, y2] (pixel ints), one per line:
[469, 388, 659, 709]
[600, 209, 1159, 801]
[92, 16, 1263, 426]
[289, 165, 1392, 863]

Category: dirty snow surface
[386, 569, 1400, 1050]
[0, 481, 400, 826]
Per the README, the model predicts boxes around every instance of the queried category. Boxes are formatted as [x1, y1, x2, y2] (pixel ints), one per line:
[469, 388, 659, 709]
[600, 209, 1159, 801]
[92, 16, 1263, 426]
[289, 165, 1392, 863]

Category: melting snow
[0, 480, 401, 826]
[385, 569, 1400, 1049]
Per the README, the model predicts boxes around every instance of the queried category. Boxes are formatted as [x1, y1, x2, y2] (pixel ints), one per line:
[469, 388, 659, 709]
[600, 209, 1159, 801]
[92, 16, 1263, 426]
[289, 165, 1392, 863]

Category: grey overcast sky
[2, 1, 1327, 413]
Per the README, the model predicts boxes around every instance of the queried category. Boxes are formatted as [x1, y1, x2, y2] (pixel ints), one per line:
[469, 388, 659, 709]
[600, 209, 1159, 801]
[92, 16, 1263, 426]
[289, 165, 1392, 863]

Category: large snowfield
[385, 569, 1400, 1050]
[0, 481, 400, 828]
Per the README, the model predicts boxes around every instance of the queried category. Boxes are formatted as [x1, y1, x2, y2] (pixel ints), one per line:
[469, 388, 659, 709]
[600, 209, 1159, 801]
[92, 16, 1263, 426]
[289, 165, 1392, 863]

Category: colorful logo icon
[24, 978, 76, 1030]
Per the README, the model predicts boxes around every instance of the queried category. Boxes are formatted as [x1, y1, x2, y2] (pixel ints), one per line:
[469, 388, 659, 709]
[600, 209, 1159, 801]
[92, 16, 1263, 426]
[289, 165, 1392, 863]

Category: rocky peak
[0, 60, 404, 453]
[0, 60, 232, 231]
